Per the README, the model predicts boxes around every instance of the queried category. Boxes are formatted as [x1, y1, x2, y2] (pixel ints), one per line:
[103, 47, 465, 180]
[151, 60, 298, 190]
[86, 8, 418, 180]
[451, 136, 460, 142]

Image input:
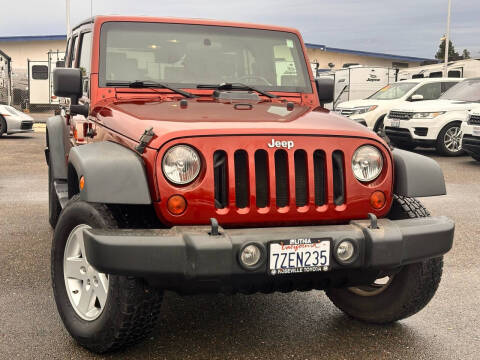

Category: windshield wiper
[105, 80, 196, 98]
[197, 82, 278, 99]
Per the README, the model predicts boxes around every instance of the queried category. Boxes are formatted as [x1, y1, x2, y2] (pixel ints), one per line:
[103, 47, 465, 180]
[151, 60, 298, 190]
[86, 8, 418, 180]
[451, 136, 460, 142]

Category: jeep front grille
[389, 111, 413, 120]
[213, 148, 344, 210]
[468, 114, 480, 125]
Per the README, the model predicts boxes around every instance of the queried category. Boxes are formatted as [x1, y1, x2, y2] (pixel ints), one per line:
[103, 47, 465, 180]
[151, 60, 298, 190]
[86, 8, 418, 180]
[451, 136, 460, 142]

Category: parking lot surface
[1, 132, 479, 360]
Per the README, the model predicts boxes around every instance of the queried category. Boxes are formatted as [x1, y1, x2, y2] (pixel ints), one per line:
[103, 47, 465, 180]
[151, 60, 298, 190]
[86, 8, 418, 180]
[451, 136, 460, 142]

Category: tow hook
[368, 213, 379, 229]
[209, 218, 220, 236]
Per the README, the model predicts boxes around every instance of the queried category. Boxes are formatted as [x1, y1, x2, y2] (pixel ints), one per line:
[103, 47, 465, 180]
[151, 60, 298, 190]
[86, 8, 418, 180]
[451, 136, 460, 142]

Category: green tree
[462, 49, 471, 59]
[435, 38, 461, 61]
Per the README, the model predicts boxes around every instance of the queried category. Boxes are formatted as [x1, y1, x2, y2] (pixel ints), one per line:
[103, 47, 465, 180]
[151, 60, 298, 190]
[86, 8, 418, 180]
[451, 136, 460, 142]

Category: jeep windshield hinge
[135, 127, 155, 154]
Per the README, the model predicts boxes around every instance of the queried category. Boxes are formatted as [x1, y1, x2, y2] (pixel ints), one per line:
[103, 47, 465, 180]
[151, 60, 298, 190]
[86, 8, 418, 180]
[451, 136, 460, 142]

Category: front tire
[373, 115, 385, 133]
[52, 196, 163, 353]
[326, 195, 443, 324]
[436, 122, 464, 156]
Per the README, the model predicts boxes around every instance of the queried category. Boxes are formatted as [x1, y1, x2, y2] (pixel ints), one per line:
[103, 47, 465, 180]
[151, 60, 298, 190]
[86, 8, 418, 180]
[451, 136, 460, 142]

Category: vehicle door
[71, 31, 93, 144]
[409, 82, 442, 101]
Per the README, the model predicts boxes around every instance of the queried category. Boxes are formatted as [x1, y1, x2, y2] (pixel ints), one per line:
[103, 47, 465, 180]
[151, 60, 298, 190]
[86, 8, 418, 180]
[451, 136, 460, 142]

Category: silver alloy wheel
[347, 275, 394, 297]
[444, 126, 462, 152]
[63, 224, 109, 321]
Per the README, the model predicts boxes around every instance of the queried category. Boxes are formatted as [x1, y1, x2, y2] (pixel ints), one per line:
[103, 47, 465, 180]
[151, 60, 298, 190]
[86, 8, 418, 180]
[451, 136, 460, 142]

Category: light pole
[444, 0, 452, 77]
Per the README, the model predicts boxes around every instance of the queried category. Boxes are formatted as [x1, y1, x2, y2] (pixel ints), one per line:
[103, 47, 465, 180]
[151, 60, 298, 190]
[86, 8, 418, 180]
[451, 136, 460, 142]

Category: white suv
[461, 108, 480, 161]
[383, 78, 480, 156]
[335, 78, 462, 132]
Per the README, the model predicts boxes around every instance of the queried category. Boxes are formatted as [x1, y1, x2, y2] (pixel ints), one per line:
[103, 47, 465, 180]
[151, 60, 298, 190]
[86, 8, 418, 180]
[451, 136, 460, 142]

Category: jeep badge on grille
[267, 139, 295, 149]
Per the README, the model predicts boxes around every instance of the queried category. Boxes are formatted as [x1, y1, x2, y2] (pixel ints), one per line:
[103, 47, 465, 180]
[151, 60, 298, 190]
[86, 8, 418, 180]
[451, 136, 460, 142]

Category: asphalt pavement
[0, 132, 479, 360]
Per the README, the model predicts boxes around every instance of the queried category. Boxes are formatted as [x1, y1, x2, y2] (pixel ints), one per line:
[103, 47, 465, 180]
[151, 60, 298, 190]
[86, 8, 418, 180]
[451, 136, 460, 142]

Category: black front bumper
[462, 135, 480, 156]
[385, 127, 435, 146]
[83, 217, 454, 293]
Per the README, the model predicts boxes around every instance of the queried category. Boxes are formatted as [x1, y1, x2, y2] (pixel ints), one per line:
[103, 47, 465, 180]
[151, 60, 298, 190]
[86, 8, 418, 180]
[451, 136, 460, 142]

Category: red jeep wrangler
[46, 16, 454, 353]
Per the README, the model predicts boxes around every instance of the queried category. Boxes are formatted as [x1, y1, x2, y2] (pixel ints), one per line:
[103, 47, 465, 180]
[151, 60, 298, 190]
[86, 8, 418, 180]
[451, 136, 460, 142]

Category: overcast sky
[1, 0, 479, 59]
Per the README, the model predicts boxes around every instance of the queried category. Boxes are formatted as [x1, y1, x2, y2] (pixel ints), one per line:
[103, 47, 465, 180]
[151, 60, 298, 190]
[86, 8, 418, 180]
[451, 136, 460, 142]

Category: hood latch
[135, 127, 155, 154]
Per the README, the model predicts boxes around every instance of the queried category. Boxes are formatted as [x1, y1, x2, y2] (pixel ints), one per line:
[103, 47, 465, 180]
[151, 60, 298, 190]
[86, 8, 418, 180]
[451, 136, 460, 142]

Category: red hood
[92, 97, 384, 149]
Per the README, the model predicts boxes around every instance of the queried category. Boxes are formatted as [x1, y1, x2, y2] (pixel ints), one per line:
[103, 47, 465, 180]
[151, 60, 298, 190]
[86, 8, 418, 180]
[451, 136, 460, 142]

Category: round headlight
[352, 145, 383, 182]
[162, 145, 201, 185]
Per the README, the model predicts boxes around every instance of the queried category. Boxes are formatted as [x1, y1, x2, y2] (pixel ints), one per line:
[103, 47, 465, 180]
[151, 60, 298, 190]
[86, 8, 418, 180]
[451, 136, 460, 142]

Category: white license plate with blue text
[269, 238, 330, 275]
[473, 126, 480, 137]
[391, 119, 400, 128]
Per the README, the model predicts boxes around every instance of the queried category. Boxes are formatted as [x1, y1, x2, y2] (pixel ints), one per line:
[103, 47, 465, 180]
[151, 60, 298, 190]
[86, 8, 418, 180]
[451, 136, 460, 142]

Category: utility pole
[66, 0, 71, 36]
[444, 0, 452, 77]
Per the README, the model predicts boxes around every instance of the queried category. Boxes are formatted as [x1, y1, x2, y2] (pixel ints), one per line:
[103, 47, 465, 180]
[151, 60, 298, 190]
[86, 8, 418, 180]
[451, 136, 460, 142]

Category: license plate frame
[268, 238, 331, 276]
[391, 119, 401, 128]
[473, 126, 480, 137]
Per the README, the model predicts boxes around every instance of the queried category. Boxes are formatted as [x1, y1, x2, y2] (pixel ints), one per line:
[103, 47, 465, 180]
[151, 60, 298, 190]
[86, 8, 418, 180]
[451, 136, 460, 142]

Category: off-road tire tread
[52, 195, 162, 353]
[326, 195, 443, 324]
[389, 194, 430, 219]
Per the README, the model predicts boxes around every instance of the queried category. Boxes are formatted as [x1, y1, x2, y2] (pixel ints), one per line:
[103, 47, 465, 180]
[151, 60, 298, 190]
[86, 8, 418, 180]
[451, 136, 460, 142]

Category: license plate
[269, 238, 330, 275]
[391, 119, 400, 128]
[473, 126, 480, 137]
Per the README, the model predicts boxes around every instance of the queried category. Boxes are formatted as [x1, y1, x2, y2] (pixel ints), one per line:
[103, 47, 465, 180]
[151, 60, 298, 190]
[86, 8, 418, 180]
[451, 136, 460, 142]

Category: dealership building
[0, 34, 430, 79]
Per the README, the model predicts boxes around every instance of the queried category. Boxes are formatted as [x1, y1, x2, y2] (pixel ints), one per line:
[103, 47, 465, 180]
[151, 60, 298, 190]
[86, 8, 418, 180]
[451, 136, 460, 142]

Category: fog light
[167, 195, 187, 215]
[335, 240, 355, 263]
[240, 244, 262, 268]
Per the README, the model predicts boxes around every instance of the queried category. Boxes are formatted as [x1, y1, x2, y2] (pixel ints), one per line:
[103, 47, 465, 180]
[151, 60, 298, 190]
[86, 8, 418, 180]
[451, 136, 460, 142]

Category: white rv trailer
[397, 58, 480, 80]
[318, 66, 397, 109]
[0, 50, 12, 105]
[28, 51, 65, 109]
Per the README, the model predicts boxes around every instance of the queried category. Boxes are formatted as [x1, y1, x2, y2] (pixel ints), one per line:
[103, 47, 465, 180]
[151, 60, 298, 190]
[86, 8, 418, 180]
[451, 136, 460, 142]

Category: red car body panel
[75, 16, 394, 227]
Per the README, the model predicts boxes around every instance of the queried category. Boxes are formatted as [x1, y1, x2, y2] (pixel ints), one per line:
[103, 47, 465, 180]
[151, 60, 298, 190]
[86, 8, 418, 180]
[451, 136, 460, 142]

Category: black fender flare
[46, 115, 68, 180]
[392, 148, 446, 197]
[69, 141, 151, 204]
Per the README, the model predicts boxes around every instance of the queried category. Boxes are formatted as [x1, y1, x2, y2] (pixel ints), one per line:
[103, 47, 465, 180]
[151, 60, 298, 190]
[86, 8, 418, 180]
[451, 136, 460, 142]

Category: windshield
[367, 82, 417, 100]
[440, 80, 480, 102]
[99, 22, 312, 93]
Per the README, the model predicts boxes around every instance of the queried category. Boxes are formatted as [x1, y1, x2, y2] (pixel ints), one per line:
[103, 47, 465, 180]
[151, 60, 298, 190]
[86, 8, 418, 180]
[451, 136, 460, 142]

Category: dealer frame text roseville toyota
[46, 16, 454, 353]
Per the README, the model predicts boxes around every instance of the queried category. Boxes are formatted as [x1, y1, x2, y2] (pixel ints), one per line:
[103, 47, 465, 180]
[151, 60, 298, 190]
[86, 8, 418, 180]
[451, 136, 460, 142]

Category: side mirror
[315, 78, 334, 105]
[410, 94, 424, 102]
[53, 68, 82, 104]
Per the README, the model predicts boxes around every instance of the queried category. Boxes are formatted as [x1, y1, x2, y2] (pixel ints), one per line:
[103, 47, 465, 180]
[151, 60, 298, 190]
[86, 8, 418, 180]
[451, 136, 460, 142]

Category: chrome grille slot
[254, 150, 269, 208]
[332, 150, 345, 206]
[313, 150, 326, 206]
[213, 150, 228, 209]
[234, 150, 249, 209]
[294, 150, 308, 207]
[274, 149, 289, 208]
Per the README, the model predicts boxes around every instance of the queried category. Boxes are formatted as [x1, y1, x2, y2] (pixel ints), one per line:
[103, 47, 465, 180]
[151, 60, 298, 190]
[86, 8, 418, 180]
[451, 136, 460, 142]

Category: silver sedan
[0, 105, 34, 136]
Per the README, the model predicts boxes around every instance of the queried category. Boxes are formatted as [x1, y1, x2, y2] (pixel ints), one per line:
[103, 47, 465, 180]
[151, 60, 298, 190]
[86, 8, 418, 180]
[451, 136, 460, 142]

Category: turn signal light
[79, 176, 85, 191]
[370, 191, 386, 210]
[167, 195, 187, 215]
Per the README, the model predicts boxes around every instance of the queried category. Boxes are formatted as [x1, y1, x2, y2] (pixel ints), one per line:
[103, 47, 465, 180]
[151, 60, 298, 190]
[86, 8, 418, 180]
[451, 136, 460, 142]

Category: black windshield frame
[98, 21, 313, 93]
